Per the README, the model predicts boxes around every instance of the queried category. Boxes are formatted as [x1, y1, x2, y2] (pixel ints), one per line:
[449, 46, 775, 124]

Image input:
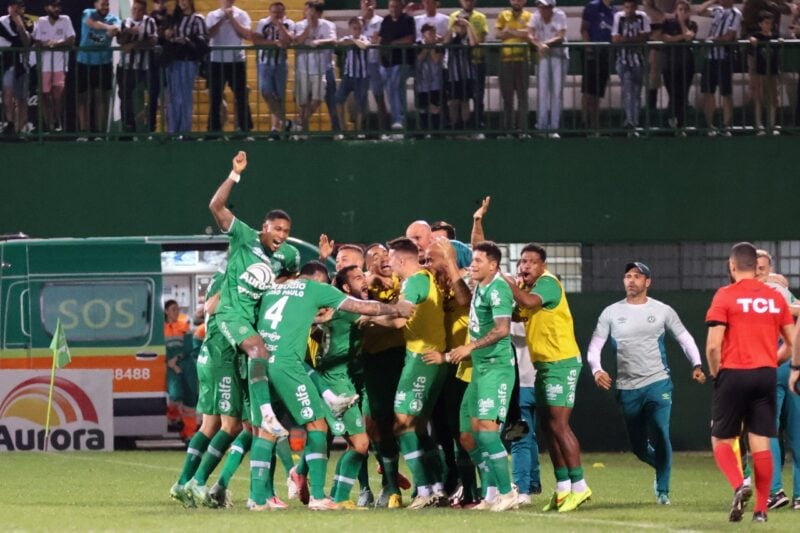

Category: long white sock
[556, 480, 571, 493]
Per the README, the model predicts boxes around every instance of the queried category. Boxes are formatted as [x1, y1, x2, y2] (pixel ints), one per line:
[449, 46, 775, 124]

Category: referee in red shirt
[705, 242, 796, 523]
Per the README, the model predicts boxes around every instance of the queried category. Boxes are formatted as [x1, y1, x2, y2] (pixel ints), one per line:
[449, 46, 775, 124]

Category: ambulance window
[40, 281, 152, 342]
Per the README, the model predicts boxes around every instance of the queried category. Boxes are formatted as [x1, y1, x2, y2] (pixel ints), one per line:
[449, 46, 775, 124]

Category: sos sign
[40, 281, 152, 342]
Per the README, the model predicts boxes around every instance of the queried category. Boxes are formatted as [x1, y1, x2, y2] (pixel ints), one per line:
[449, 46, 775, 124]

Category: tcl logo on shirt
[736, 298, 782, 314]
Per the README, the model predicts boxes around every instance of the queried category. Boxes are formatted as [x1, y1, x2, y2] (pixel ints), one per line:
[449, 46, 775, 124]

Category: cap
[624, 261, 651, 278]
[537, 0, 556, 6]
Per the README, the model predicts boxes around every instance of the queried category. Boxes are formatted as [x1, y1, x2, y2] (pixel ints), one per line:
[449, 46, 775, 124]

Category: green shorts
[534, 356, 582, 408]
[196, 341, 246, 418]
[362, 345, 405, 422]
[393, 350, 447, 417]
[167, 355, 198, 408]
[267, 357, 327, 427]
[320, 372, 364, 436]
[459, 379, 476, 433]
[215, 312, 260, 349]
[471, 360, 515, 422]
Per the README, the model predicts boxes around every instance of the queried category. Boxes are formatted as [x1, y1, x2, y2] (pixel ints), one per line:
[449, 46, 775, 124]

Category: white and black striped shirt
[447, 33, 475, 82]
[611, 10, 651, 67]
[120, 15, 157, 70]
[171, 13, 208, 61]
[706, 6, 742, 60]
[341, 35, 369, 78]
[255, 17, 295, 65]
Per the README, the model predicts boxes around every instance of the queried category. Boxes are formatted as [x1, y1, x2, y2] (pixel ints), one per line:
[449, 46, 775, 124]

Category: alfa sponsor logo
[296, 385, 313, 419]
[218, 377, 232, 413]
[0, 375, 108, 451]
[333, 420, 345, 433]
[300, 407, 314, 420]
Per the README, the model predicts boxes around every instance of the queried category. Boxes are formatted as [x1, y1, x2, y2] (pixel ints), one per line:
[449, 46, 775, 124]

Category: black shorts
[581, 52, 610, 98]
[701, 58, 733, 96]
[446, 79, 474, 101]
[416, 90, 442, 109]
[76, 63, 114, 93]
[711, 367, 776, 439]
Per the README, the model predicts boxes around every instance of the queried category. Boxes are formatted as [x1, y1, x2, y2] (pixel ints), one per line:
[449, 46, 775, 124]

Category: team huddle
[167, 151, 800, 521]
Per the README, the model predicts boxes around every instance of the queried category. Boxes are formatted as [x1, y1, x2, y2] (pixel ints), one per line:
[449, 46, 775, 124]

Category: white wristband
[444, 353, 451, 363]
[228, 170, 241, 183]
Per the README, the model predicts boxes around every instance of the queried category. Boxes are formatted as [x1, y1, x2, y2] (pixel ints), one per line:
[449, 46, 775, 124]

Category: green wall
[1, 138, 797, 244]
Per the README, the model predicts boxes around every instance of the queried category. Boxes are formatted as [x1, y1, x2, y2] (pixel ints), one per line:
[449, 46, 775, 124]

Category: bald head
[405, 221, 432, 260]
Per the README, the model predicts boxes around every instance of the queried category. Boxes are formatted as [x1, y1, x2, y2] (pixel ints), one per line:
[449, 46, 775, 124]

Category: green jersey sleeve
[532, 276, 562, 310]
[402, 273, 430, 305]
[489, 280, 514, 320]
[311, 281, 348, 310]
[225, 217, 257, 247]
[276, 243, 300, 276]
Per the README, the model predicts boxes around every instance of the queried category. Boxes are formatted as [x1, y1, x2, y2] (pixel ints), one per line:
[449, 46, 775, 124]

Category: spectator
[445, 16, 478, 130]
[528, 0, 568, 138]
[117, 0, 157, 137]
[496, 0, 532, 133]
[0, 0, 31, 137]
[414, 0, 450, 41]
[643, 0, 676, 111]
[415, 23, 444, 132]
[749, 11, 780, 135]
[31, 0, 74, 134]
[742, 0, 792, 36]
[165, 0, 208, 136]
[660, 0, 697, 132]
[76, 0, 120, 141]
[292, 1, 336, 133]
[206, 0, 253, 136]
[697, 0, 742, 136]
[252, 2, 294, 136]
[379, 0, 416, 131]
[148, 0, 170, 132]
[612, 0, 651, 135]
[335, 17, 370, 137]
[448, 0, 488, 129]
[360, 0, 388, 130]
[580, 0, 615, 132]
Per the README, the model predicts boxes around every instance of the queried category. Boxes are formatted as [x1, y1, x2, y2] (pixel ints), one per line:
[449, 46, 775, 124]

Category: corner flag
[44, 319, 71, 450]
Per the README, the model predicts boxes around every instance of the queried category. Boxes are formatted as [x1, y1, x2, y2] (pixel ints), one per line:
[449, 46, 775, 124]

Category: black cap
[624, 261, 651, 278]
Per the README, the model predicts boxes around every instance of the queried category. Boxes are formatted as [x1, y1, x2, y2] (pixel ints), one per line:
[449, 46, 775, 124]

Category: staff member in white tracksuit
[528, 0, 568, 137]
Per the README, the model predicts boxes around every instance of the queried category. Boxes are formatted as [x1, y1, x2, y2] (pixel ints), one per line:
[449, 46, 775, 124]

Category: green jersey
[214, 218, 299, 324]
[257, 279, 348, 363]
[468, 272, 514, 363]
[317, 310, 361, 380]
[206, 269, 225, 300]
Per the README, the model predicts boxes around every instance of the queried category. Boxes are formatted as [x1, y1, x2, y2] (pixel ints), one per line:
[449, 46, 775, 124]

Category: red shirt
[705, 278, 793, 369]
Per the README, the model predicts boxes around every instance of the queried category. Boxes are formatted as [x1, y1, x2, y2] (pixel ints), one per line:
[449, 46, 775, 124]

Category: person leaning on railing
[164, 0, 208, 136]
[612, 0, 651, 134]
[748, 10, 780, 135]
[117, 0, 157, 137]
[448, 0, 488, 129]
[251, 2, 294, 136]
[31, 0, 74, 134]
[148, 0, 170, 133]
[660, 0, 697, 132]
[0, 0, 32, 137]
[580, 0, 615, 132]
[496, 0, 533, 134]
[528, 0, 568, 138]
[445, 15, 479, 131]
[379, 0, 416, 131]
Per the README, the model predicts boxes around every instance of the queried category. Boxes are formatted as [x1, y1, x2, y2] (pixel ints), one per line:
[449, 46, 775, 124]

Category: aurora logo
[0, 376, 107, 451]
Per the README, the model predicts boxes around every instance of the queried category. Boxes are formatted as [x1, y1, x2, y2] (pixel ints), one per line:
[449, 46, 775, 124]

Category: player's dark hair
[334, 265, 361, 291]
[521, 243, 547, 262]
[305, 0, 324, 13]
[269, 1, 285, 9]
[133, 0, 146, 7]
[348, 16, 362, 26]
[757, 10, 774, 22]
[164, 299, 179, 317]
[365, 242, 386, 254]
[473, 241, 502, 265]
[431, 221, 456, 240]
[730, 242, 757, 272]
[265, 209, 291, 223]
[300, 260, 330, 282]
[388, 237, 419, 257]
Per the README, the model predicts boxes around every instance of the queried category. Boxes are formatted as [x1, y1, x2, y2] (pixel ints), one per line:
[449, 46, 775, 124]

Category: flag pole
[43, 342, 58, 453]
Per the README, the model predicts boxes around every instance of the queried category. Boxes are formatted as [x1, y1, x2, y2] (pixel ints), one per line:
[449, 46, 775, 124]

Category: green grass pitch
[1, 451, 797, 531]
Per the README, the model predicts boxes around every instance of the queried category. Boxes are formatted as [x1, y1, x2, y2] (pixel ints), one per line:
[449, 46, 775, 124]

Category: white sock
[260, 403, 275, 420]
[432, 482, 444, 494]
[556, 480, 571, 493]
[418, 485, 431, 497]
[485, 486, 498, 503]
[572, 479, 587, 493]
[322, 389, 337, 405]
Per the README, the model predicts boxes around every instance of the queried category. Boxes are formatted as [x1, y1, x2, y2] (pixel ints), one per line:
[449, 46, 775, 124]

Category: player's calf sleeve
[275, 437, 295, 477]
[248, 358, 272, 416]
[477, 431, 512, 494]
[752, 450, 773, 513]
[194, 430, 235, 485]
[250, 437, 276, 505]
[305, 430, 329, 500]
[418, 432, 444, 485]
[334, 450, 367, 502]
[218, 430, 253, 488]
[713, 442, 745, 490]
[377, 441, 400, 493]
[397, 431, 430, 488]
[178, 432, 211, 484]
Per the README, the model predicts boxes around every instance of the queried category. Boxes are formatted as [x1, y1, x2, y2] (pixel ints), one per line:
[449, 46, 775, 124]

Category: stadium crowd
[2, 0, 800, 139]
[162, 152, 800, 523]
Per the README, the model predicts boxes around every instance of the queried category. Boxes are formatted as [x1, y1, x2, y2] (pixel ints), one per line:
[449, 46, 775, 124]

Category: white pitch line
[535, 512, 701, 532]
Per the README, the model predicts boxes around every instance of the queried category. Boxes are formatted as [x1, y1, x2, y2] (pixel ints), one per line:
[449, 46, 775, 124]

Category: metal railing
[0, 40, 798, 141]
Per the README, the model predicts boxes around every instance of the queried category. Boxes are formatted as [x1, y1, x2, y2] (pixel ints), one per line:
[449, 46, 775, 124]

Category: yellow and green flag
[49, 318, 71, 369]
